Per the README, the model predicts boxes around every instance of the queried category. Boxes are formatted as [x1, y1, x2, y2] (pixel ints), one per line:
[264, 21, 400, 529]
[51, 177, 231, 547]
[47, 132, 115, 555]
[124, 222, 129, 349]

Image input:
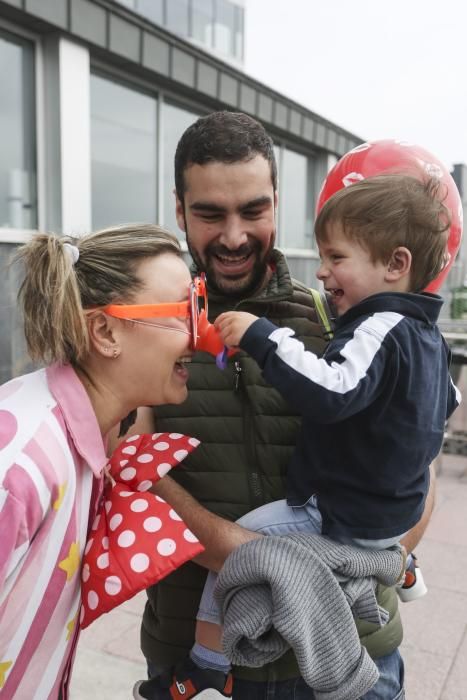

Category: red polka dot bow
[80, 432, 204, 628]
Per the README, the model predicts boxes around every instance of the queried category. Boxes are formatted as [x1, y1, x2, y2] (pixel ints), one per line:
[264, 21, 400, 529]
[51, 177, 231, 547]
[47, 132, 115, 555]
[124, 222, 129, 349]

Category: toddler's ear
[386, 247, 412, 281]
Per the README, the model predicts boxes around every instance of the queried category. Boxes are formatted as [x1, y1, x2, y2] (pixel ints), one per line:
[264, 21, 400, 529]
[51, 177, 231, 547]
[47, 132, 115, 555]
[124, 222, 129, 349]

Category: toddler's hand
[215, 311, 259, 348]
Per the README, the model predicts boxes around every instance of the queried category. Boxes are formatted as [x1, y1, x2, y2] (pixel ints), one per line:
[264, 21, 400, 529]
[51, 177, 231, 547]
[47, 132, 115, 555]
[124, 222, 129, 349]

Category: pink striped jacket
[0, 364, 105, 699]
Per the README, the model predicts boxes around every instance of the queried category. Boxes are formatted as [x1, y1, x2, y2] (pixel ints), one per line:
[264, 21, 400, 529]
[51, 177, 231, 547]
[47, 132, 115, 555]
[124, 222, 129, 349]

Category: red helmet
[316, 140, 463, 292]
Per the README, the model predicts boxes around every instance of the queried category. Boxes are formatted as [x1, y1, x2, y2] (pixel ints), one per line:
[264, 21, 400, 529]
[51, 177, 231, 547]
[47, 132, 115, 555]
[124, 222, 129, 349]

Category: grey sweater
[215, 533, 404, 700]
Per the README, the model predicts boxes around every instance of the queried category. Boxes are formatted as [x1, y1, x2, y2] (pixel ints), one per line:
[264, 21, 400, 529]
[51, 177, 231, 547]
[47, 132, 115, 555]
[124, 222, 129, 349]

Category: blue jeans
[230, 650, 405, 699]
[147, 649, 405, 699]
[198, 498, 324, 624]
[198, 498, 401, 624]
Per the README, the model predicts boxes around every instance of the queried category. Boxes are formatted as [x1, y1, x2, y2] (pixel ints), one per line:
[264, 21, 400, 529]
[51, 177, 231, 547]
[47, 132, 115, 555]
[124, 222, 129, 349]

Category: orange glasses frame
[101, 274, 207, 350]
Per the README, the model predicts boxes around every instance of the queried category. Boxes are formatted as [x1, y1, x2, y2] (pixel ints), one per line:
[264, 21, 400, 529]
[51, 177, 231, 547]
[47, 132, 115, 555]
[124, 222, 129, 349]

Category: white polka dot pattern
[97, 553, 109, 569]
[157, 538, 176, 556]
[137, 453, 153, 463]
[154, 441, 169, 451]
[183, 529, 199, 543]
[82, 563, 90, 582]
[88, 591, 99, 610]
[156, 463, 171, 478]
[120, 467, 137, 481]
[131, 553, 150, 572]
[131, 499, 148, 513]
[105, 576, 122, 595]
[109, 514, 123, 531]
[118, 530, 136, 548]
[80, 432, 204, 629]
[143, 517, 162, 532]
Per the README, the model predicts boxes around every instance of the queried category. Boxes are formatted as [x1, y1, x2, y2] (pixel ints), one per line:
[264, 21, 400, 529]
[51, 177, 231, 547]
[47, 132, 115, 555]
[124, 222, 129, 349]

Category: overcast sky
[244, 0, 467, 171]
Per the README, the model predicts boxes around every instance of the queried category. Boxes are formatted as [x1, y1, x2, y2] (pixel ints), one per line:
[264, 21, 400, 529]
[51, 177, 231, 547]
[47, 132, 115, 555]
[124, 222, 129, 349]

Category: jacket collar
[46, 363, 107, 477]
[335, 292, 443, 330]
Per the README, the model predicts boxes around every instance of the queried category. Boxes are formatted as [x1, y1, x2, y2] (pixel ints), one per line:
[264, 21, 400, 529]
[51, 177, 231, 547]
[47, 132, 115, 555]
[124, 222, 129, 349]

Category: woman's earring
[113, 348, 119, 359]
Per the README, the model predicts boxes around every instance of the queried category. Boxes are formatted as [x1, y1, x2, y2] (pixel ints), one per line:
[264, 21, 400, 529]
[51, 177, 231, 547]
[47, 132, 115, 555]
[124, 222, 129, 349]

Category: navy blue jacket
[241, 292, 460, 539]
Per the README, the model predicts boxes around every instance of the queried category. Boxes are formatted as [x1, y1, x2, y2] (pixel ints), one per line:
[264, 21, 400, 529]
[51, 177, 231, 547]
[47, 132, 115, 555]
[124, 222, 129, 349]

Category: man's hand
[215, 311, 259, 348]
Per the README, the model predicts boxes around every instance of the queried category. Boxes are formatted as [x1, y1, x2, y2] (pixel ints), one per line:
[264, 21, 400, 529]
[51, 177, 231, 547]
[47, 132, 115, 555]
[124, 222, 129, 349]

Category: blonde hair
[16, 223, 182, 365]
[315, 174, 451, 292]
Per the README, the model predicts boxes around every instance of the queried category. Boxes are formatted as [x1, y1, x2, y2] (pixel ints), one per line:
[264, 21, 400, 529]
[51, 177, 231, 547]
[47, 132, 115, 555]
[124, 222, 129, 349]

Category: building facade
[1, 0, 363, 382]
[115, 0, 245, 68]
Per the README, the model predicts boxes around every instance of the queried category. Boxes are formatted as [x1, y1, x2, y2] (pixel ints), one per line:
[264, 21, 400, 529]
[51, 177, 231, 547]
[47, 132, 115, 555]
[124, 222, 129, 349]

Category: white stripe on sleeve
[269, 311, 404, 395]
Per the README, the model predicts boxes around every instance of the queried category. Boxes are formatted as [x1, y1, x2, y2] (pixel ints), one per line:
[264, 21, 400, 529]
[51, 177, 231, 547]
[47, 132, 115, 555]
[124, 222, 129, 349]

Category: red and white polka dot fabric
[80, 432, 204, 628]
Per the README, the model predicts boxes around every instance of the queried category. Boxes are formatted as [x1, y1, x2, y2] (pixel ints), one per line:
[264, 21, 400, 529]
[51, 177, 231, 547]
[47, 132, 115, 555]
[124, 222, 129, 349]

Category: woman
[0, 224, 202, 699]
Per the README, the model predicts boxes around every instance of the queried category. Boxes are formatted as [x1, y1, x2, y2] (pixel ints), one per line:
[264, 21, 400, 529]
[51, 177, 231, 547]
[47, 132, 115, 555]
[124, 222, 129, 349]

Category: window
[91, 75, 157, 230]
[273, 144, 281, 178]
[166, 0, 189, 37]
[136, 0, 164, 24]
[233, 3, 244, 61]
[162, 102, 200, 238]
[214, 0, 235, 58]
[281, 148, 314, 249]
[0, 32, 36, 230]
[192, 0, 214, 48]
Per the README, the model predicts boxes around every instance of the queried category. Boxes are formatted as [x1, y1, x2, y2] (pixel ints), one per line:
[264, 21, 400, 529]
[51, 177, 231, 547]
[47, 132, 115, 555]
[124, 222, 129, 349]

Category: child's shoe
[397, 553, 428, 602]
[133, 657, 232, 699]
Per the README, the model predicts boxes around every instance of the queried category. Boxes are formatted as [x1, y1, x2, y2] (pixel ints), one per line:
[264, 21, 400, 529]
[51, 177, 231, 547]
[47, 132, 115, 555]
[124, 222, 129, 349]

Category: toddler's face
[316, 222, 390, 316]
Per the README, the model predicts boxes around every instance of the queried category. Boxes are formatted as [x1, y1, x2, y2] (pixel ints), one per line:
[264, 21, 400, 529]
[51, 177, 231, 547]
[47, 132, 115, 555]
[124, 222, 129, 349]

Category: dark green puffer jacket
[141, 249, 403, 681]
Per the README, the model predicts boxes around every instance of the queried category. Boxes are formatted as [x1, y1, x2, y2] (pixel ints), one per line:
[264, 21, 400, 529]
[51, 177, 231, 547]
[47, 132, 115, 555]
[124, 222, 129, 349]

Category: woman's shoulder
[0, 368, 58, 484]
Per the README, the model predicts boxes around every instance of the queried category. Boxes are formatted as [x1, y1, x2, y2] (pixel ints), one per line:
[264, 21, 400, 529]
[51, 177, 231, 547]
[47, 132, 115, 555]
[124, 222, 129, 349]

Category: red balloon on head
[316, 140, 463, 292]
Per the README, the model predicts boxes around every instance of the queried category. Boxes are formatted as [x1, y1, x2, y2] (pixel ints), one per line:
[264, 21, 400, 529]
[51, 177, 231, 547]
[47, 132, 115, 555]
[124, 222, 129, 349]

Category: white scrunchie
[63, 242, 80, 265]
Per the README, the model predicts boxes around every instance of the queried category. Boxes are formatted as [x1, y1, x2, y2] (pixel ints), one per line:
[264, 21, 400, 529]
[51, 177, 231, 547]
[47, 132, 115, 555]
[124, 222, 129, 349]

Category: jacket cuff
[240, 317, 281, 366]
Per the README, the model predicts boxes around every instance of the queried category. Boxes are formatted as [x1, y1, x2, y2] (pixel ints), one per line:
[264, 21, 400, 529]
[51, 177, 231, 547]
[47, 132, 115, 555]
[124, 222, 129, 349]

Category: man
[139, 111, 433, 699]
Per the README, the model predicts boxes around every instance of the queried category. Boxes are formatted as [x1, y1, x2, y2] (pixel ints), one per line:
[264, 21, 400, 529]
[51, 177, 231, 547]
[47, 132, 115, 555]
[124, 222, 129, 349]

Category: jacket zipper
[233, 357, 264, 509]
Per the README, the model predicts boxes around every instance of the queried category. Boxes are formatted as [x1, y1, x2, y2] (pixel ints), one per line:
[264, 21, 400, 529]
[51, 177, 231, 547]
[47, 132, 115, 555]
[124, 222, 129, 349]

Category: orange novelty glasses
[102, 274, 207, 350]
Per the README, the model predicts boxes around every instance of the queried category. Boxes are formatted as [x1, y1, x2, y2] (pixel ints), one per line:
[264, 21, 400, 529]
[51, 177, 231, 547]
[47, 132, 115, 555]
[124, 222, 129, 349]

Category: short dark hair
[174, 111, 277, 201]
[314, 174, 451, 292]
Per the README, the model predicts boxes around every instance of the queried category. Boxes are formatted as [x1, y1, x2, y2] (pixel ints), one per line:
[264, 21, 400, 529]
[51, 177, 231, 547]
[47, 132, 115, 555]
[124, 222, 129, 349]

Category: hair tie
[63, 242, 80, 265]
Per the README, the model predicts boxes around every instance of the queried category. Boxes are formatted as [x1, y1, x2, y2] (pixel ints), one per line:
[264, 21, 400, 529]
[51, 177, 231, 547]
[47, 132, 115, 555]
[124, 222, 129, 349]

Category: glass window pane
[273, 144, 280, 179]
[192, 0, 214, 47]
[91, 75, 157, 230]
[162, 102, 200, 239]
[116, 0, 136, 8]
[214, 0, 235, 57]
[136, 0, 164, 24]
[281, 148, 314, 249]
[167, 0, 189, 37]
[0, 33, 36, 230]
[234, 4, 244, 61]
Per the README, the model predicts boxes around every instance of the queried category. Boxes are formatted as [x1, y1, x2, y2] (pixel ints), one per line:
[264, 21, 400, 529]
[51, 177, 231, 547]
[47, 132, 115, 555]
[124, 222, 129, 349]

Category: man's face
[176, 156, 277, 297]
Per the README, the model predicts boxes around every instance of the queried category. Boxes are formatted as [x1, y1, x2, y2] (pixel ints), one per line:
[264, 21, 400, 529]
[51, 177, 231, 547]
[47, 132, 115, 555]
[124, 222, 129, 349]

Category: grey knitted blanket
[215, 533, 404, 700]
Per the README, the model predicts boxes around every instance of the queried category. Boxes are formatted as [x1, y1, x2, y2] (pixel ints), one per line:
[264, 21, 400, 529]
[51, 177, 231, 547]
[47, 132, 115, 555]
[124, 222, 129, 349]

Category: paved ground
[70, 451, 467, 699]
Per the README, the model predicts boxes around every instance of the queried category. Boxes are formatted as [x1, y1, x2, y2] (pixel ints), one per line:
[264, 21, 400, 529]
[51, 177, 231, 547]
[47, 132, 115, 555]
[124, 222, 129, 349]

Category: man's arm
[152, 475, 260, 572]
[107, 407, 258, 572]
[155, 461, 437, 570]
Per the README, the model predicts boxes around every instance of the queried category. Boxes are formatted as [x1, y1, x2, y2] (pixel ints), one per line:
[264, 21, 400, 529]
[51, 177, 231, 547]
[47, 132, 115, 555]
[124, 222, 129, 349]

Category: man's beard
[186, 229, 276, 299]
